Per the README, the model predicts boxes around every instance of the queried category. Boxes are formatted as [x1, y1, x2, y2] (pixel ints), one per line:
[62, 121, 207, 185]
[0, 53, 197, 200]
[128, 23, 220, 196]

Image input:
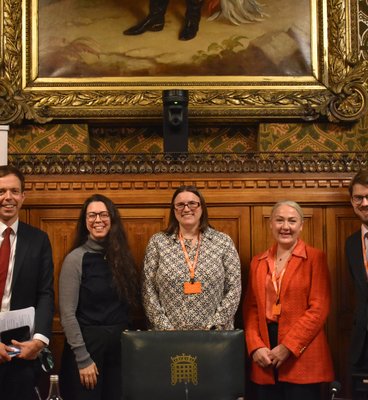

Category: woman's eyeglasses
[174, 201, 201, 211]
[86, 211, 110, 221]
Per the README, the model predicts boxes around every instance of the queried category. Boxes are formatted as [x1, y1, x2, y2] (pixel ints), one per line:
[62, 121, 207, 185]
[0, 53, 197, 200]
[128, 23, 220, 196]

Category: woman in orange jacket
[243, 200, 334, 400]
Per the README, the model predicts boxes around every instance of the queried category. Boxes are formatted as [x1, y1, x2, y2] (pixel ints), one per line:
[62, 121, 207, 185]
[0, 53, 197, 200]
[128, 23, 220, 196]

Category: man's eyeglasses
[174, 201, 201, 211]
[86, 211, 110, 221]
[352, 195, 368, 205]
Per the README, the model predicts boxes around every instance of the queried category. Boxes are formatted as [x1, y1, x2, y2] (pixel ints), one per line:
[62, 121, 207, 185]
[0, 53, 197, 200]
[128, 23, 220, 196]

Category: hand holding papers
[0, 307, 35, 360]
[0, 306, 34, 343]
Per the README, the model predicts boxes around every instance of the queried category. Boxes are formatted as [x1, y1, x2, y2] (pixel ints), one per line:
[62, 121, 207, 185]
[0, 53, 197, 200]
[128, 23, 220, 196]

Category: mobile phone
[1, 325, 31, 345]
[7, 346, 21, 357]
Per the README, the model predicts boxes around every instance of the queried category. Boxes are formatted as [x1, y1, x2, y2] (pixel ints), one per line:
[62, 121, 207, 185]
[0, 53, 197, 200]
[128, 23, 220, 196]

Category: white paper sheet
[0, 306, 35, 335]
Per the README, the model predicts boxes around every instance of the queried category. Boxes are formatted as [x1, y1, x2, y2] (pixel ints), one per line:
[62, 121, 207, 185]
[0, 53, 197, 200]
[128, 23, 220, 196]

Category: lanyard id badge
[272, 302, 282, 316]
[271, 260, 287, 316]
[179, 232, 202, 295]
[184, 281, 202, 294]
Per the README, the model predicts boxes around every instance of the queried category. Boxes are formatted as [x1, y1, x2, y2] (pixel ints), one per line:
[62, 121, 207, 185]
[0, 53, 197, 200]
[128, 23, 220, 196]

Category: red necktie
[0, 227, 12, 303]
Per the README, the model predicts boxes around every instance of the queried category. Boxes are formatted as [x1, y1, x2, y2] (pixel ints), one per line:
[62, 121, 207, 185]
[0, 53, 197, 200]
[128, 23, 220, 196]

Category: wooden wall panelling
[119, 208, 170, 273]
[207, 206, 251, 328]
[325, 207, 361, 398]
[207, 206, 251, 272]
[21, 173, 353, 207]
[19, 208, 27, 222]
[119, 208, 170, 329]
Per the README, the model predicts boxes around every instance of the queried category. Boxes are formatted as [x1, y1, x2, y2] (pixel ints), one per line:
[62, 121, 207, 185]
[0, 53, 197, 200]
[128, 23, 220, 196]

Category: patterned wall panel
[8, 117, 367, 154]
[89, 126, 163, 153]
[9, 124, 90, 153]
[89, 125, 258, 153]
[258, 116, 368, 152]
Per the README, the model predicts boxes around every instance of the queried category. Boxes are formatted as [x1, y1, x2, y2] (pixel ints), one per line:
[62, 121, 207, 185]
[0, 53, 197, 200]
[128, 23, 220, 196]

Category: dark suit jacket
[345, 229, 368, 366]
[9, 221, 54, 341]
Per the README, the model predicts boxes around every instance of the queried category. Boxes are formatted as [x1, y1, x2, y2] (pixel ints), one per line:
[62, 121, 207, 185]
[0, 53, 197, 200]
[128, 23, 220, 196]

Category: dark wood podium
[121, 329, 245, 400]
[352, 372, 368, 400]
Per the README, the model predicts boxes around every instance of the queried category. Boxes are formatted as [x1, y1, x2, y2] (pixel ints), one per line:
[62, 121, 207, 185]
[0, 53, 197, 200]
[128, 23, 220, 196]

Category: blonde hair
[271, 200, 304, 221]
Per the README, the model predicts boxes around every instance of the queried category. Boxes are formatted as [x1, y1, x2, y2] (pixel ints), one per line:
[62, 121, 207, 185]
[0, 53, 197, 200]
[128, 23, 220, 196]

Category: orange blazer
[243, 239, 334, 385]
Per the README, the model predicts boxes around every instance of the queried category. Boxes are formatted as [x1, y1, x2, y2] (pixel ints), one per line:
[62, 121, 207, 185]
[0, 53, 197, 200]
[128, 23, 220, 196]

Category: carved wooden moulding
[8, 152, 367, 175]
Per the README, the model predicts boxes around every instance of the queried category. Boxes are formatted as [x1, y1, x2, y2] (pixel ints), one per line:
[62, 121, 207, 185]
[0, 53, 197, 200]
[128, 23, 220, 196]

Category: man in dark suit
[0, 165, 54, 400]
[346, 170, 368, 396]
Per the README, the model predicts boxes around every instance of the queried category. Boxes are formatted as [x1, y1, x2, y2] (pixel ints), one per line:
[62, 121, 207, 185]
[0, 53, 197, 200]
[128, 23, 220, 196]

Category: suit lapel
[280, 256, 303, 297]
[279, 240, 306, 297]
[256, 256, 269, 309]
[11, 222, 30, 289]
[349, 232, 367, 292]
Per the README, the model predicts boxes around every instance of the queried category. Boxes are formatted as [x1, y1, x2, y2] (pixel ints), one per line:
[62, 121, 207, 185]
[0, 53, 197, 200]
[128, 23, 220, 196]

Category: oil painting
[38, 0, 311, 77]
[0, 0, 367, 123]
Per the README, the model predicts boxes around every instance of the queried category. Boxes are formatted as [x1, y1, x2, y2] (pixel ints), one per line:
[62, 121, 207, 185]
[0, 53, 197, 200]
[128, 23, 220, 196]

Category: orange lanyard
[178, 232, 201, 282]
[271, 259, 287, 304]
[361, 232, 368, 279]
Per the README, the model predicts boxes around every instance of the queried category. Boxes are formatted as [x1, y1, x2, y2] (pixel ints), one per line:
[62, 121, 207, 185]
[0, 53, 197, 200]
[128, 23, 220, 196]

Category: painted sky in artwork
[38, 0, 311, 77]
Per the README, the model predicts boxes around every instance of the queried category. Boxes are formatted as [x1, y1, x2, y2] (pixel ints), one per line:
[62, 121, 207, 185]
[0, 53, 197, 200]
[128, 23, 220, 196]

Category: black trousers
[352, 333, 368, 373]
[351, 333, 368, 400]
[0, 358, 41, 400]
[60, 324, 126, 400]
[254, 322, 321, 400]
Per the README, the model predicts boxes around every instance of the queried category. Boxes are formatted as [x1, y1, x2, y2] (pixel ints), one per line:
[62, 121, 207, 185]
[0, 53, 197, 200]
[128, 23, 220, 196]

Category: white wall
[0, 126, 9, 166]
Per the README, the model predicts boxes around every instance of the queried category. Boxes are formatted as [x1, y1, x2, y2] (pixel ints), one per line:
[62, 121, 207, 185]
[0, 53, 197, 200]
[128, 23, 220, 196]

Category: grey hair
[271, 200, 304, 221]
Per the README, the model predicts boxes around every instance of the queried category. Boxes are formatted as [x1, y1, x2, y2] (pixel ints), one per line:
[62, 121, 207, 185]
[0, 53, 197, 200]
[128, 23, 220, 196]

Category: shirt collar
[361, 224, 368, 238]
[0, 219, 19, 235]
[258, 238, 307, 261]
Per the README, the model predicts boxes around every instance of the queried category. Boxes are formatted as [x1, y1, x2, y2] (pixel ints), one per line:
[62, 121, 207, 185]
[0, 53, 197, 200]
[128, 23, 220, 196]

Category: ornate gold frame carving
[1, 0, 368, 123]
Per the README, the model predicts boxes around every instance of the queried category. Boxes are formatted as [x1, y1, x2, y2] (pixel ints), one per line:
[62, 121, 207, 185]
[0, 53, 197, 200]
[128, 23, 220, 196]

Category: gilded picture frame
[0, 0, 368, 124]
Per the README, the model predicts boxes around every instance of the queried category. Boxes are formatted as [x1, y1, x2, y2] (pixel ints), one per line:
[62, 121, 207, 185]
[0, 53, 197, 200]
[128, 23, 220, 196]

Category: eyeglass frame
[173, 201, 201, 211]
[351, 194, 368, 205]
[86, 211, 111, 221]
[351, 195, 368, 205]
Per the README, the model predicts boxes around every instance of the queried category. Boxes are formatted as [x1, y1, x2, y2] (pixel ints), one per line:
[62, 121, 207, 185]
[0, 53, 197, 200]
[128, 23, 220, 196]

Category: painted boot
[124, 0, 170, 35]
[179, 0, 204, 41]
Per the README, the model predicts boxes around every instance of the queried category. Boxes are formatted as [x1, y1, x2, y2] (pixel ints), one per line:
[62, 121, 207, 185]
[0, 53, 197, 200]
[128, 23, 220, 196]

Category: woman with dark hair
[142, 185, 241, 330]
[59, 194, 138, 400]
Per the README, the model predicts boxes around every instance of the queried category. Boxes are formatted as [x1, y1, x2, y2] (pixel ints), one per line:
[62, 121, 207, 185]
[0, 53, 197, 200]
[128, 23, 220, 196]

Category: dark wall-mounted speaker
[163, 89, 189, 153]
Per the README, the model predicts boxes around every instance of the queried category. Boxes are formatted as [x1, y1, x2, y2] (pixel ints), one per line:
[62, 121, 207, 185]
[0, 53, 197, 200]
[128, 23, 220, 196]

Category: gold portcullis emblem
[171, 353, 198, 386]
